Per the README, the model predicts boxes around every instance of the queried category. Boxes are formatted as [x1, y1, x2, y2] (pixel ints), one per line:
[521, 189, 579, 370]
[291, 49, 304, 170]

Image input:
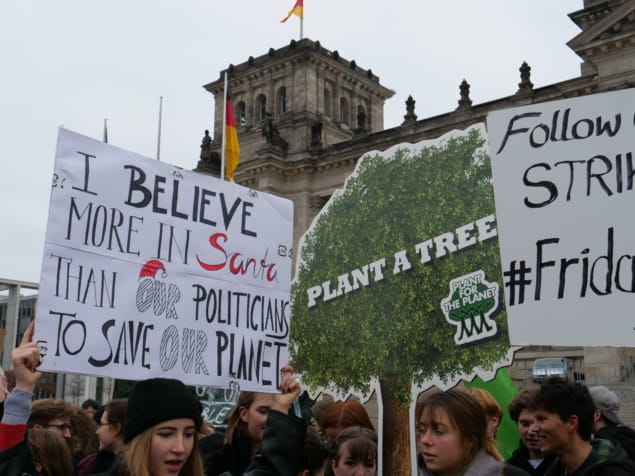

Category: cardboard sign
[35, 129, 294, 392]
[488, 88, 635, 346]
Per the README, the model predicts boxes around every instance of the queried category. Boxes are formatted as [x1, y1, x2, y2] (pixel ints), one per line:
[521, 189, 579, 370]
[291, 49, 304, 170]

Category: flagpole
[220, 72, 228, 181]
[103, 118, 108, 143]
[156, 96, 163, 161]
[300, 16, 303, 40]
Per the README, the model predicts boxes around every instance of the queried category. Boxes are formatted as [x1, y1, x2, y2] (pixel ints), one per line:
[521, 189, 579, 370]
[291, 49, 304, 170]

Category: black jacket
[507, 440, 557, 475]
[203, 429, 253, 476]
[243, 410, 307, 476]
[0, 438, 39, 476]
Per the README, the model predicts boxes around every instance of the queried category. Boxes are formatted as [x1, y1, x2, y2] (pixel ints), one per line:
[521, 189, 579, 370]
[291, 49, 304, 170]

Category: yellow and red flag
[224, 94, 240, 181]
[281, 0, 303, 22]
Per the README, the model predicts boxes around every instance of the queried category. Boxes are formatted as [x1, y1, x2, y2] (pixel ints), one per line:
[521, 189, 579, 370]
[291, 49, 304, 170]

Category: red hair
[320, 400, 374, 433]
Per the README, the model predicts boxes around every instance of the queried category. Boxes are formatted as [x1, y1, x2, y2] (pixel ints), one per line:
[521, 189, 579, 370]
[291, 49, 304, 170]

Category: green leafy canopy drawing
[291, 125, 512, 404]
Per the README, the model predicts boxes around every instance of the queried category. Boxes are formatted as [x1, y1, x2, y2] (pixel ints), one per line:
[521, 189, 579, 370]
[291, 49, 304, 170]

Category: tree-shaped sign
[291, 125, 513, 475]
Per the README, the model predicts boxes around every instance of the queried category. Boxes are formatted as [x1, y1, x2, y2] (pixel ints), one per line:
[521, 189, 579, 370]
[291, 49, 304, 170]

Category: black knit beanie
[124, 378, 201, 443]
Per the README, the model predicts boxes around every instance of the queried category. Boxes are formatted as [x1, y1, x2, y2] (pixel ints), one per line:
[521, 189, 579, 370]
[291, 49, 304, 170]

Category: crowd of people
[1, 323, 635, 476]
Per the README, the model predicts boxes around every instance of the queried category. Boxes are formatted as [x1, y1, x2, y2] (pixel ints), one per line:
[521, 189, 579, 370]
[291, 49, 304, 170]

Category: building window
[324, 88, 331, 116]
[277, 87, 287, 114]
[236, 101, 246, 127]
[256, 94, 267, 123]
[340, 97, 349, 125]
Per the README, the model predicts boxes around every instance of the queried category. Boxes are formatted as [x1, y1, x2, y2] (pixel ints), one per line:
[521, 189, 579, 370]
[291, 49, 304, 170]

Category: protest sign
[35, 128, 294, 392]
[487, 88, 635, 347]
[291, 125, 515, 474]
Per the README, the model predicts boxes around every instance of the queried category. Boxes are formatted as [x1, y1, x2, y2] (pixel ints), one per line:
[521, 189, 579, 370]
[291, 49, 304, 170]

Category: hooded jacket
[594, 425, 635, 463]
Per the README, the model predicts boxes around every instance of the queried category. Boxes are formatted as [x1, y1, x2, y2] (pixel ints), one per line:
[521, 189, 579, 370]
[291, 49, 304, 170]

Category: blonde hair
[123, 425, 204, 476]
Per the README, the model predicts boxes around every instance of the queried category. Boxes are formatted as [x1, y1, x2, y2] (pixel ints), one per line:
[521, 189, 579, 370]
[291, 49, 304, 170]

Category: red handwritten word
[196, 233, 278, 282]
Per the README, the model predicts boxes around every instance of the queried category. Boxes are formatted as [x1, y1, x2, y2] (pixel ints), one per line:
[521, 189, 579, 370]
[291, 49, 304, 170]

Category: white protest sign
[35, 128, 294, 391]
[487, 88, 635, 347]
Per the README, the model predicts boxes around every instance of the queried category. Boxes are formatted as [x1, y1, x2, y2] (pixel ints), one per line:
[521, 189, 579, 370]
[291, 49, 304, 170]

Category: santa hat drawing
[139, 259, 167, 280]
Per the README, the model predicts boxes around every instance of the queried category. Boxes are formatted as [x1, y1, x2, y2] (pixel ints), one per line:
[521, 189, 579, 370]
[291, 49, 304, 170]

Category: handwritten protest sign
[35, 128, 293, 392]
[487, 88, 635, 347]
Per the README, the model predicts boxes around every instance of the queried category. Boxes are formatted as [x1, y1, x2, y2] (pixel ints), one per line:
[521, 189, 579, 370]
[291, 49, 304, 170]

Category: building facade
[195, 0, 635, 422]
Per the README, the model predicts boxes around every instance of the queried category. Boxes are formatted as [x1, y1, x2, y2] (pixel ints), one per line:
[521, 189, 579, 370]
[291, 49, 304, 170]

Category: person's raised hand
[12, 321, 42, 393]
[271, 364, 301, 414]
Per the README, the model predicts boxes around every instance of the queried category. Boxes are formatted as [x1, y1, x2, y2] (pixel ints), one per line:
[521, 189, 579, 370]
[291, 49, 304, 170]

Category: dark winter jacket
[0, 437, 38, 476]
[595, 425, 635, 463]
[243, 410, 307, 476]
[544, 438, 635, 476]
[79, 450, 117, 475]
[203, 429, 254, 476]
[507, 440, 557, 475]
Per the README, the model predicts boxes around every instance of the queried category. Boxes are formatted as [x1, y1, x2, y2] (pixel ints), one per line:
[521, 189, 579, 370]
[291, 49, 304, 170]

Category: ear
[297, 470, 310, 476]
[32, 424, 44, 430]
[488, 416, 501, 435]
[593, 409, 602, 422]
[112, 422, 123, 437]
[239, 406, 249, 423]
[566, 414, 579, 433]
[331, 458, 338, 475]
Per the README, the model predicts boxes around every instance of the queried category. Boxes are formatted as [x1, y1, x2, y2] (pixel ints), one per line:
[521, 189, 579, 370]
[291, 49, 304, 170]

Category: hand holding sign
[271, 364, 300, 414]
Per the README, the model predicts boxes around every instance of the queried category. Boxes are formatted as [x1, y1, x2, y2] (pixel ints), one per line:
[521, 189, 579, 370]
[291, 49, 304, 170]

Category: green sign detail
[441, 270, 499, 345]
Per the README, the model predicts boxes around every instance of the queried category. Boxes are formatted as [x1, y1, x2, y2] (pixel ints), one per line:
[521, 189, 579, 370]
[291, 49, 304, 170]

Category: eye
[184, 430, 196, 438]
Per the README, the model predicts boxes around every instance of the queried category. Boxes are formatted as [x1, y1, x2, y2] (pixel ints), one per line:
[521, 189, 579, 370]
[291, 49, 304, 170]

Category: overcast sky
[1, 0, 583, 284]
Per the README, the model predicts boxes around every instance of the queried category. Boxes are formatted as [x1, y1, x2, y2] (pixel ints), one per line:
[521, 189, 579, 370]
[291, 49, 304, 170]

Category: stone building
[195, 0, 635, 421]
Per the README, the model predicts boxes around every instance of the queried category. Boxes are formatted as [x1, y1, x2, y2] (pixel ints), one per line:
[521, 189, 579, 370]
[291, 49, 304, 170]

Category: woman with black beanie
[102, 377, 204, 476]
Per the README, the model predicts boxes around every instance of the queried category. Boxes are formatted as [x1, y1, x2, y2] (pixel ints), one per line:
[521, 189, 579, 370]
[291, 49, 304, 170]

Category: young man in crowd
[27, 398, 75, 441]
[589, 385, 635, 462]
[507, 385, 555, 475]
[529, 377, 635, 475]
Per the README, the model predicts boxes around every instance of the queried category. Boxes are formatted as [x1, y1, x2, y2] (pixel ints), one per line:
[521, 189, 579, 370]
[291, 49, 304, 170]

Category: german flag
[224, 92, 240, 181]
[281, 0, 303, 22]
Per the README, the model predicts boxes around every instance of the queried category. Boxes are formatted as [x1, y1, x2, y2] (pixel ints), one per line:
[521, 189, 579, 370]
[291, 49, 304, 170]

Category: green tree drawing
[447, 281, 497, 340]
[290, 127, 511, 476]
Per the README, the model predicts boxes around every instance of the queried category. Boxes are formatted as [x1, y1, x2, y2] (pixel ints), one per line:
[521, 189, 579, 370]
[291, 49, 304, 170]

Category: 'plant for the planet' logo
[441, 270, 499, 345]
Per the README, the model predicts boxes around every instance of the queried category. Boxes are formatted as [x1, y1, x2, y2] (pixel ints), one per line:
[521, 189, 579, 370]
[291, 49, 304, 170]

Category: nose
[352, 464, 366, 476]
[62, 427, 72, 439]
[172, 435, 186, 454]
[419, 429, 432, 446]
[529, 420, 541, 434]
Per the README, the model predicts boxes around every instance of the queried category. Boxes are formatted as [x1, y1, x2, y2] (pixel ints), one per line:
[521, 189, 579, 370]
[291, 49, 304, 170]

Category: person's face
[148, 418, 196, 476]
[239, 393, 273, 446]
[83, 406, 97, 419]
[418, 409, 467, 476]
[331, 443, 376, 476]
[517, 409, 543, 456]
[96, 410, 121, 452]
[36, 418, 72, 440]
[532, 408, 572, 455]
